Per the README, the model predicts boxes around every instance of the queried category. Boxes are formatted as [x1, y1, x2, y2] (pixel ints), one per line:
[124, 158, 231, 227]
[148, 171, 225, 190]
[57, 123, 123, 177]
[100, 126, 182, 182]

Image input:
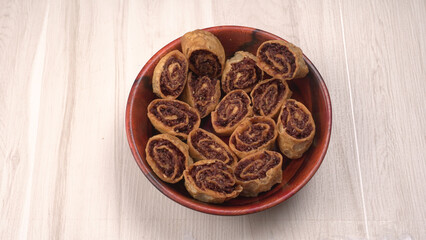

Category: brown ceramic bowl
[126, 26, 332, 215]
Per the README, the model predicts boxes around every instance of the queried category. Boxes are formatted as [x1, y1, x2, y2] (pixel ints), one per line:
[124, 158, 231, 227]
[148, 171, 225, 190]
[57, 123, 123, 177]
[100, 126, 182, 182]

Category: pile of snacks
[145, 29, 315, 203]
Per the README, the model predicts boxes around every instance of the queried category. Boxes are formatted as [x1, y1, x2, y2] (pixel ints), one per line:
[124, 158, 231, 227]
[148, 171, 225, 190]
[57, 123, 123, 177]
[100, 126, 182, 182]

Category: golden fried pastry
[221, 51, 263, 93]
[211, 90, 253, 136]
[181, 30, 225, 78]
[152, 50, 188, 99]
[181, 72, 221, 118]
[257, 40, 308, 80]
[277, 99, 315, 159]
[234, 150, 283, 197]
[183, 159, 242, 203]
[229, 116, 278, 159]
[250, 78, 292, 118]
[187, 128, 237, 168]
[147, 99, 200, 139]
[145, 134, 192, 183]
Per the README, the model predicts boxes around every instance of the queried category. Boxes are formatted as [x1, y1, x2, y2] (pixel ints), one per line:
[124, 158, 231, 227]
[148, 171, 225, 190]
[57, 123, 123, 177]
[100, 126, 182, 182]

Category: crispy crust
[145, 134, 193, 183]
[152, 50, 188, 99]
[256, 40, 308, 80]
[277, 99, 316, 159]
[250, 78, 292, 119]
[235, 150, 283, 197]
[211, 89, 253, 136]
[147, 99, 200, 140]
[229, 116, 278, 159]
[183, 159, 242, 203]
[181, 72, 221, 118]
[187, 128, 238, 168]
[221, 51, 263, 93]
[181, 30, 225, 78]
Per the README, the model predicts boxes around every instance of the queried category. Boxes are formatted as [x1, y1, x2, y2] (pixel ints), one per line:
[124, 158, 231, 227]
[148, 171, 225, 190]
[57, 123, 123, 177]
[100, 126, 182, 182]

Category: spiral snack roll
[181, 72, 221, 118]
[251, 78, 292, 118]
[211, 90, 253, 136]
[152, 50, 188, 99]
[221, 51, 263, 93]
[188, 128, 237, 168]
[257, 40, 308, 80]
[183, 159, 243, 203]
[234, 150, 283, 197]
[181, 30, 225, 78]
[229, 116, 278, 159]
[147, 99, 200, 140]
[277, 99, 315, 159]
[145, 134, 192, 183]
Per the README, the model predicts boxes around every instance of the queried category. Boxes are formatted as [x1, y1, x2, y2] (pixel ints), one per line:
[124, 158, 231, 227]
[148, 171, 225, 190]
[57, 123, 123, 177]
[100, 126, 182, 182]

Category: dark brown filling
[159, 56, 187, 97]
[189, 74, 217, 117]
[259, 43, 296, 77]
[224, 57, 262, 92]
[149, 100, 199, 134]
[235, 151, 280, 181]
[190, 129, 235, 166]
[281, 101, 313, 139]
[189, 161, 236, 194]
[214, 91, 250, 128]
[148, 139, 185, 179]
[230, 119, 275, 151]
[252, 79, 286, 116]
[189, 50, 221, 78]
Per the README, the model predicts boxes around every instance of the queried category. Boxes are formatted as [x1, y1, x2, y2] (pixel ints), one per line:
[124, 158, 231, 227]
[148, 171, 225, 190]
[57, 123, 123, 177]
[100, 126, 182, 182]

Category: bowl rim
[125, 25, 332, 216]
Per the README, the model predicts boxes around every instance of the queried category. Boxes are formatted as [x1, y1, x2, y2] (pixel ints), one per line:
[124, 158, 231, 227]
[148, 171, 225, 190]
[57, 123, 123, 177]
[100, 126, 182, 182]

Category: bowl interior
[126, 26, 331, 215]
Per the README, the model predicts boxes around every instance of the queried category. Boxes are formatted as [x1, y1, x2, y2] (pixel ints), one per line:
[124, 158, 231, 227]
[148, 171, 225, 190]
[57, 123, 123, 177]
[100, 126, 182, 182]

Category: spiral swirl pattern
[280, 100, 314, 139]
[146, 135, 187, 183]
[211, 90, 252, 135]
[186, 73, 220, 118]
[222, 52, 262, 93]
[235, 151, 281, 181]
[257, 40, 308, 80]
[251, 78, 291, 118]
[188, 160, 238, 194]
[229, 116, 277, 158]
[234, 150, 283, 197]
[147, 99, 200, 139]
[152, 50, 188, 99]
[188, 128, 237, 167]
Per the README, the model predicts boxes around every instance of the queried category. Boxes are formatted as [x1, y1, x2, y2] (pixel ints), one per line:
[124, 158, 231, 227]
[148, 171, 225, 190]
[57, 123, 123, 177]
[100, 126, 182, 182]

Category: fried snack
[152, 50, 188, 99]
[250, 78, 292, 118]
[221, 51, 263, 93]
[187, 128, 237, 168]
[277, 99, 315, 159]
[234, 150, 283, 197]
[211, 90, 253, 136]
[147, 99, 200, 140]
[229, 116, 278, 159]
[257, 40, 308, 80]
[181, 30, 225, 78]
[181, 72, 221, 118]
[145, 134, 192, 183]
[183, 159, 242, 203]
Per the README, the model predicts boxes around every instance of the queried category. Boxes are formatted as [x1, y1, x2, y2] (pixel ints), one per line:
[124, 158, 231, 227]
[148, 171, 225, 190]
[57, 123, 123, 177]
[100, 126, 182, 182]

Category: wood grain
[0, 0, 425, 239]
[341, 0, 426, 239]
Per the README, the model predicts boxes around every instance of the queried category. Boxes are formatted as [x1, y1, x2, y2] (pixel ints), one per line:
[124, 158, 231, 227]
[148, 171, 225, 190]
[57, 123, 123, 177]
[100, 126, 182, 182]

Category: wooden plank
[0, 0, 48, 239]
[341, 0, 426, 238]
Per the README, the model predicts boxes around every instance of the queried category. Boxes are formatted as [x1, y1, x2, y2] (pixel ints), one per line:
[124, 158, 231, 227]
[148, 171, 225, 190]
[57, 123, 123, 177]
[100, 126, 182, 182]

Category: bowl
[125, 26, 332, 215]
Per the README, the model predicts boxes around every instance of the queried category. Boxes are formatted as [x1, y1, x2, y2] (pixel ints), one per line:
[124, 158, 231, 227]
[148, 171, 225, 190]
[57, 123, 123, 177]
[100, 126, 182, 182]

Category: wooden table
[1, 0, 425, 239]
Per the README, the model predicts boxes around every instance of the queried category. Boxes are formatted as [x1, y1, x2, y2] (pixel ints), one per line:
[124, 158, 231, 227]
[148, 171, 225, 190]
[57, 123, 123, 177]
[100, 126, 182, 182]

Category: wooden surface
[1, 0, 425, 239]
